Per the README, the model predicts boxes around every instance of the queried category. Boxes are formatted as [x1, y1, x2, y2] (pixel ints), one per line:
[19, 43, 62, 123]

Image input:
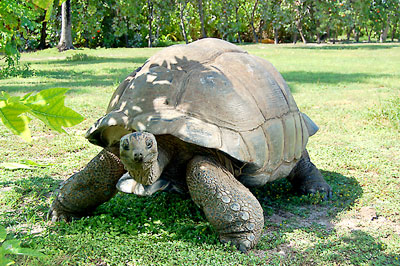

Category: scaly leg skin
[186, 156, 264, 253]
[288, 150, 332, 200]
[48, 147, 126, 222]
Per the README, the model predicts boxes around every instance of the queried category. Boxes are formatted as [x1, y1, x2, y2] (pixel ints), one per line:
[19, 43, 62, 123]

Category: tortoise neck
[150, 146, 170, 179]
[152, 147, 171, 177]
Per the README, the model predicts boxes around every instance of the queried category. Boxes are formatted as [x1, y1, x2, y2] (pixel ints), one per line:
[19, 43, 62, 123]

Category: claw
[299, 181, 332, 201]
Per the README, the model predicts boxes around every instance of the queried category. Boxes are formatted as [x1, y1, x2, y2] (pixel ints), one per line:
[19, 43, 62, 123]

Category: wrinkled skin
[48, 147, 125, 222]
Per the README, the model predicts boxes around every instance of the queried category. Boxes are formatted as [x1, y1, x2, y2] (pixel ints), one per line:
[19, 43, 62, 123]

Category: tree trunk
[179, 1, 188, 44]
[354, 26, 360, 42]
[273, 26, 279, 44]
[235, 6, 242, 43]
[250, 0, 259, 43]
[125, 18, 129, 47]
[57, 0, 74, 52]
[346, 28, 351, 41]
[147, 0, 153, 47]
[257, 19, 264, 40]
[155, 16, 161, 41]
[316, 19, 321, 44]
[380, 23, 389, 43]
[366, 27, 372, 42]
[297, 23, 307, 44]
[332, 30, 336, 44]
[292, 27, 298, 44]
[39, 13, 47, 50]
[327, 26, 330, 42]
[294, 3, 306, 44]
[197, 0, 207, 38]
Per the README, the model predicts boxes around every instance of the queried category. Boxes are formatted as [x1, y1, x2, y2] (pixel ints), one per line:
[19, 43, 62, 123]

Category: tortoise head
[119, 132, 159, 185]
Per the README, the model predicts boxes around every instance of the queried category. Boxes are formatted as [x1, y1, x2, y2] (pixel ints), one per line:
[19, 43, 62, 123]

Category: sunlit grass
[1, 43, 399, 265]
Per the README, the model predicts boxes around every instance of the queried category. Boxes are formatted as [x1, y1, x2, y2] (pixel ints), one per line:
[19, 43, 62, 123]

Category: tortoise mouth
[122, 158, 158, 186]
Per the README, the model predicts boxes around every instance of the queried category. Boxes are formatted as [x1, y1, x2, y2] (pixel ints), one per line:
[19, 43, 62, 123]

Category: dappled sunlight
[1, 43, 399, 265]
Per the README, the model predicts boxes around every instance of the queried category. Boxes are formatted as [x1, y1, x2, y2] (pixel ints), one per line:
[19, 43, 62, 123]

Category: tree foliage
[0, 0, 399, 65]
[0, 0, 40, 76]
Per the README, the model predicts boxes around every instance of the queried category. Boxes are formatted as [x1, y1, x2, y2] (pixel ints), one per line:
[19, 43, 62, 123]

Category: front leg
[48, 147, 126, 222]
[186, 156, 264, 253]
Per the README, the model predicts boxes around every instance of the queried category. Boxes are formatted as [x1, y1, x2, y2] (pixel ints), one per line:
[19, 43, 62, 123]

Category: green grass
[1, 43, 400, 265]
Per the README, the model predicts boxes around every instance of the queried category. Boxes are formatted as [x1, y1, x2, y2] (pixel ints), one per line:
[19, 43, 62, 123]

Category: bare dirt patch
[336, 206, 400, 237]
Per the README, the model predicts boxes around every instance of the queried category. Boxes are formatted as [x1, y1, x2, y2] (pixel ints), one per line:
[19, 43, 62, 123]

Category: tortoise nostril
[133, 152, 143, 162]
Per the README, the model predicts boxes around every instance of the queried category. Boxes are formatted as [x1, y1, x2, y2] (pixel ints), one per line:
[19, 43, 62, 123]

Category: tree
[57, 0, 74, 51]
[250, 0, 259, 43]
[146, 0, 154, 47]
[197, 0, 207, 38]
[38, 11, 48, 49]
[178, 0, 189, 43]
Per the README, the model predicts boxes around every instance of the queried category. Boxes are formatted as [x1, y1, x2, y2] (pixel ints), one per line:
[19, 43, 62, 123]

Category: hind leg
[288, 150, 332, 199]
[186, 156, 264, 253]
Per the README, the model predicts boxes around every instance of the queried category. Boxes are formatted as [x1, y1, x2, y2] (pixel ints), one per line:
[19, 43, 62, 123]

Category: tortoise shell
[86, 38, 318, 183]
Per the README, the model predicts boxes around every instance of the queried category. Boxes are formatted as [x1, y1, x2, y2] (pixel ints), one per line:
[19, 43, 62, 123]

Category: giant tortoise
[49, 38, 331, 252]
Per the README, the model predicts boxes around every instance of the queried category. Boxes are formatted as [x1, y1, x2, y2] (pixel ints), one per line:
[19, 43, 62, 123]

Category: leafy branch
[0, 88, 84, 142]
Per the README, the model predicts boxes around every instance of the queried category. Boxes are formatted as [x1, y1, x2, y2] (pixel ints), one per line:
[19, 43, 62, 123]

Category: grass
[1, 42, 400, 265]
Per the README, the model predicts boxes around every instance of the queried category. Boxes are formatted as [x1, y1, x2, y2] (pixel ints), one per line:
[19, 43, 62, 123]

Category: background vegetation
[1, 0, 400, 51]
[2, 0, 400, 77]
[0, 43, 399, 265]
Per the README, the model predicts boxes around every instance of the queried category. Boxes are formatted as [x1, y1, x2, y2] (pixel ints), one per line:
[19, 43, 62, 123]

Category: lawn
[1, 42, 399, 265]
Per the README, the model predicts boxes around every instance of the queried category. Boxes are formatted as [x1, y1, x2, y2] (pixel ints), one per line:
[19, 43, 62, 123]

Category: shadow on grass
[4, 169, 397, 263]
[29, 56, 148, 66]
[254, 170, 363, 220]
[0, 68, 134, 94]
[252, 171, 397, 263]
[281, 71, 395, 85]
[0, 175, 60, 226]
[49, 170, 364, 247]
[286, 44, 400, 50]
[1, 56, 148, 94]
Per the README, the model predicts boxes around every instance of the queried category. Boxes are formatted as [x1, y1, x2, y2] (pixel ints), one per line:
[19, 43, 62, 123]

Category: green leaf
[32, 0, 65, 21]
[2, 240, 43, 257]
[20, 159, 53, 167]
[2, 240, 21, 255]
[0, 97, 32, 142]
[44, 1, 54, 22]
[4, 42, 18, 57]
[10, 247, 44, 257]
[0, 160, 53, 170]
[23, 87, 69, 106]
[24, 88, 84, 133]
[0, 163, 34, 170]
[31, 0, 53, 10]
[0, 226, 6, 242]
[0, 92, 10, 101]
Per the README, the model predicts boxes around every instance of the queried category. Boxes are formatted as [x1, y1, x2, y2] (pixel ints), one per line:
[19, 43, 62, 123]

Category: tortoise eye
[121, 138, 130, 150]
[145, 138, 153, 149]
